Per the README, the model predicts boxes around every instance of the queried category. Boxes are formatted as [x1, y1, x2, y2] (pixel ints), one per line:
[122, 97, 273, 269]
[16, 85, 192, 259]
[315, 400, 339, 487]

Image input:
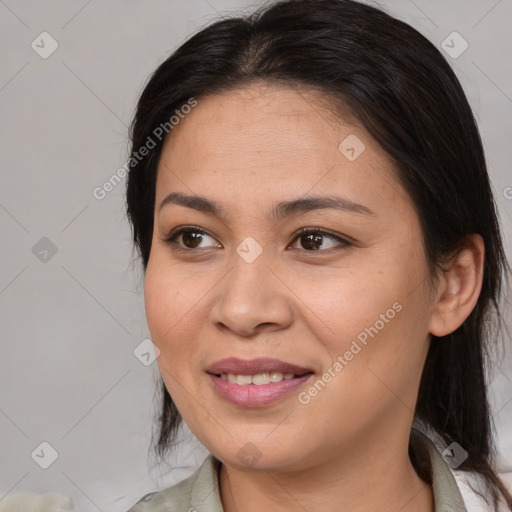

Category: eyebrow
[158, 192, 374, 219]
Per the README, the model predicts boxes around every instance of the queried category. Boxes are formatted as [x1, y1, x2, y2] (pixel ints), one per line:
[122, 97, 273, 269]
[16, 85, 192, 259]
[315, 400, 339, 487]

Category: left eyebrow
[270, 195, 375, 219]
[158, 192, 375, 219]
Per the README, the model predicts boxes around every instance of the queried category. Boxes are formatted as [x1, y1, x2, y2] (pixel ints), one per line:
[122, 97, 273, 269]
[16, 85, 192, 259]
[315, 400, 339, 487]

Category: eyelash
[163, 225, 352, 254]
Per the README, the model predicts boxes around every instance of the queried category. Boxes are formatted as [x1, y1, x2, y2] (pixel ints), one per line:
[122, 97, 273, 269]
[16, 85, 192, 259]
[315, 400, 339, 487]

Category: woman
[125, 0, 512, 510]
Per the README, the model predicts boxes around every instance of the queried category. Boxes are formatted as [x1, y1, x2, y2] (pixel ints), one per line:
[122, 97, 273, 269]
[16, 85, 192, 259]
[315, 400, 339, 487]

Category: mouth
[206, 357, 315, 407]
[216, 372, 305, 385]
[206, 356, 313, 377]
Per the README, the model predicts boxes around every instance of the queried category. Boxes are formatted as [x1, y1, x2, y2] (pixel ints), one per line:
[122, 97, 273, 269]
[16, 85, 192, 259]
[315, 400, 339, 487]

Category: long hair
[126, 0, 511, 506]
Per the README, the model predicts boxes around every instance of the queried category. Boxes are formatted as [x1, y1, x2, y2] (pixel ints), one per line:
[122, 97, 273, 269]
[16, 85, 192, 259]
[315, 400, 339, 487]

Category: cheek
[144, 266, 176, 346]
[302, 253, 432, 403]
[144, 249, 206, 339]
[298, 264, 399, 350]
[144, 264, 203, 420]
[319, 301, 431, 428]
[144, 257, 202, 375]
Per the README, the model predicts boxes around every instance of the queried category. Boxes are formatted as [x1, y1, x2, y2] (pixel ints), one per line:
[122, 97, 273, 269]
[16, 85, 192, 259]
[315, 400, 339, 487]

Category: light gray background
[1, 1, 511, 511]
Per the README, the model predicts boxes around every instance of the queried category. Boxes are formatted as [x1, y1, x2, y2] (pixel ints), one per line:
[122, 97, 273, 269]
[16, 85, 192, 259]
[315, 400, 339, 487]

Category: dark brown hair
[126, 0, 511, 507]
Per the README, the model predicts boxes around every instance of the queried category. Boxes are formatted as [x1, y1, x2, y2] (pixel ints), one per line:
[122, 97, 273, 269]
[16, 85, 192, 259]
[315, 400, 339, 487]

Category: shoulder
[125, 476, 193, 512]
[411, 424, 507, 512]
[411, 428, 468, 511]
[125, 454, 223, 512]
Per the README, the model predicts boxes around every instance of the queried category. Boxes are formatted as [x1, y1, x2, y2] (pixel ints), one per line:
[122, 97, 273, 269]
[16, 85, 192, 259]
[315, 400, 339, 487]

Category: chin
[207, 434, 310, 472]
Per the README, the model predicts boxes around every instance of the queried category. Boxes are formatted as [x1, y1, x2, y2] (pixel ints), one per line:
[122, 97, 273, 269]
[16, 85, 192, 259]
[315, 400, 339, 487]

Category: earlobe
[428, 234, 484, 337]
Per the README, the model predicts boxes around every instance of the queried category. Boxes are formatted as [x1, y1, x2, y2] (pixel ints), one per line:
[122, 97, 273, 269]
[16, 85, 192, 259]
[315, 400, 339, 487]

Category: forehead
[155, 82, 409, 217]
[161, 83, 358, 168]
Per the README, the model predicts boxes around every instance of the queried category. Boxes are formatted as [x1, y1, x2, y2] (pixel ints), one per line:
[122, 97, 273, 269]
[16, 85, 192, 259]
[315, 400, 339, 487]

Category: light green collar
[129, 429, 467, 511]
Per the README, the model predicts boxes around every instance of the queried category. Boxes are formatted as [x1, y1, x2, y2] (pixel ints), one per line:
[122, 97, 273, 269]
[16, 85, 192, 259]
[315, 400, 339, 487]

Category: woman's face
[145, 82, 437, 471]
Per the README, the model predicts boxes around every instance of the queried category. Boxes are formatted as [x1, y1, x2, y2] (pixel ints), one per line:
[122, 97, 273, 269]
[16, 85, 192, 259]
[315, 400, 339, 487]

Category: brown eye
[165, 227, 220, 250]
[181, 230, 206, 248]
[164, 226, 350, 254]
[290, 228, 350, 252]
[297, 232, 324, 251]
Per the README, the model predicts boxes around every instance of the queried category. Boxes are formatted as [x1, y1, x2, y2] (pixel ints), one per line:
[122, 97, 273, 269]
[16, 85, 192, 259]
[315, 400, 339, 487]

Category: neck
[218, 429, 434, 512]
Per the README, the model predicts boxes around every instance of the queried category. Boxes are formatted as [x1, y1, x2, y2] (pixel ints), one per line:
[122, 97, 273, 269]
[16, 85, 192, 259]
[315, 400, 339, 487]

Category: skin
[144, 81, 484, 511]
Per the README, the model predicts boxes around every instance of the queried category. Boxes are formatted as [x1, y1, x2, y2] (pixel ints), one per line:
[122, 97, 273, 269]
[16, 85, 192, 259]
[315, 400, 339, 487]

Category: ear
[428, 234, 485, 337]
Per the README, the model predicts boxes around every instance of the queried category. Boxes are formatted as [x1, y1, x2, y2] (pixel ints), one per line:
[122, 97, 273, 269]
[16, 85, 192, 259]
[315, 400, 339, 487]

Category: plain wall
[1, 1, 511, 511]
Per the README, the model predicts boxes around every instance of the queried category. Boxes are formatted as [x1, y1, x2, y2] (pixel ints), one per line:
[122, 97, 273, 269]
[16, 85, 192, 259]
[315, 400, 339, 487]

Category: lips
[206, 357, 313, 376]
[206, 357, 314, 407]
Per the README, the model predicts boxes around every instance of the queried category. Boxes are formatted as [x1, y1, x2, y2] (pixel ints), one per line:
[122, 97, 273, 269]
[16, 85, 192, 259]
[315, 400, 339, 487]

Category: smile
[219, 372, 297, 385]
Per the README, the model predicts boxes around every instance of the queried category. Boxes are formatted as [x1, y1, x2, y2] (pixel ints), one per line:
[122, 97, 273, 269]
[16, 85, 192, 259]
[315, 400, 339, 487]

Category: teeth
[220, 372, 298, 385]
[236, 374, 252, 385]
[252, 373, 271, 385]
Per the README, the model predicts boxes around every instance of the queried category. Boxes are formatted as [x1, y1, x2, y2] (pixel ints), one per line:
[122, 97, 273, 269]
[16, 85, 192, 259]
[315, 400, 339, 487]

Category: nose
[209, 251, 294, 338]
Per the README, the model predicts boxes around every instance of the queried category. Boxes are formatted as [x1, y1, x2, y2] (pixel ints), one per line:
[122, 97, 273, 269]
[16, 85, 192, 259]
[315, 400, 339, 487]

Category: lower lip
[208, 373, 314, 407]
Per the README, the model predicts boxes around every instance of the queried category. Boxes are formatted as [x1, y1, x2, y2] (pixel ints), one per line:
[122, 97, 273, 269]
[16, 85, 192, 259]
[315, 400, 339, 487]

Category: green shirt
[127, 430, 467, 511]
